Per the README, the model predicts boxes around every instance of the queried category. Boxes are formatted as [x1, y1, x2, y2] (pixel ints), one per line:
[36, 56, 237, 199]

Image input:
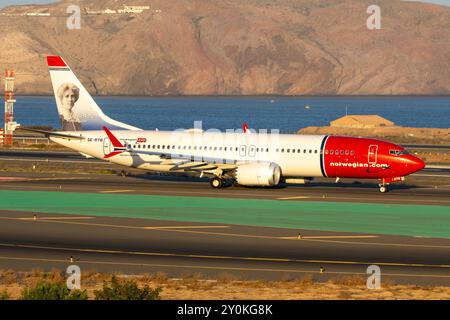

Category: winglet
[103, 126, 126, 158]
[243, 122, 251, 134]
[103, 126, 124, 148]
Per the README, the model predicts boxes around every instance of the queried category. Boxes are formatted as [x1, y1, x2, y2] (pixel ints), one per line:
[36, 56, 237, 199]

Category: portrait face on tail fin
[57, 83, 82, 131]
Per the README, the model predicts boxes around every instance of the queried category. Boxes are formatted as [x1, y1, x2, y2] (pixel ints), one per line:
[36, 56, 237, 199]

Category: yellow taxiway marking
[277, 196, 310, 200]
[1, 242, 450, 270]
[100, 190, 133, 193]
[2, 215, 450, 249]
[31, 177, 94, 181]
[2, 256, 450, 279]
[19, 216, 94, 220]
[280, 235, 379, 240]
[280, 195, 450, 204]
[0, 216, 227, 231]
[143, 226, 230, 230]
[0, 177, 93, 182]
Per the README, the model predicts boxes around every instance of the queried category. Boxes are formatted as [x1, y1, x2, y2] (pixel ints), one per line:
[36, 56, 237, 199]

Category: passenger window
[309, 150, 312, 153]
[340, 150, 344, 155]
[314, 150, 318, 154]
[350, 150, 354, 155]
[345, 150, 349, 155]
[287, 149, 290, 153]
[281, 149, 284, 153]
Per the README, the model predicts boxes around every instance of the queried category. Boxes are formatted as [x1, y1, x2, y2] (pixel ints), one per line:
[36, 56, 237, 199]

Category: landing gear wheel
[210, 177, 223, 189]
[379, 186, 388, 193]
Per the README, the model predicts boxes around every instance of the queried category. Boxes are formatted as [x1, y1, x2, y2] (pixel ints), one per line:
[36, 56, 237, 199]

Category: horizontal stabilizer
[20, 127, 85, 140]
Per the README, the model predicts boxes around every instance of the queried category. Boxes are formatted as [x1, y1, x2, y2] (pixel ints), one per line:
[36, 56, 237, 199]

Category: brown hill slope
[0, 0, 450, 95]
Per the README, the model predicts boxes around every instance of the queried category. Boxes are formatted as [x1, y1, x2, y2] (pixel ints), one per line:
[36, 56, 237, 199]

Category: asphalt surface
[1, 169, 450, 205]
[0, 149, 450, 285]
[1, 211, 450, 286]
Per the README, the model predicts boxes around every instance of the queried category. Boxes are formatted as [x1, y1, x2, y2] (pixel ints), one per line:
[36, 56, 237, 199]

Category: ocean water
[12, 96, 450, 132]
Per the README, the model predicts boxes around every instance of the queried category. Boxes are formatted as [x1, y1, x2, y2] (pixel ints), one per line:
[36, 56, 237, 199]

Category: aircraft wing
[102, 126, 238, 175]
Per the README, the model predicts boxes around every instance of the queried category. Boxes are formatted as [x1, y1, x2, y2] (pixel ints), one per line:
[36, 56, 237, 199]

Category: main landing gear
[210, 177, 224, 189]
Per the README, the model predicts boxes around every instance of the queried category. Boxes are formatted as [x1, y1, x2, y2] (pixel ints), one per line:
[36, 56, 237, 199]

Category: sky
[1, 0, 450, 10]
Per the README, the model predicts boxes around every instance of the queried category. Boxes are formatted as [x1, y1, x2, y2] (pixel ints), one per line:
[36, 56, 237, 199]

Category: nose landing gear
[378, 178, 390, 193]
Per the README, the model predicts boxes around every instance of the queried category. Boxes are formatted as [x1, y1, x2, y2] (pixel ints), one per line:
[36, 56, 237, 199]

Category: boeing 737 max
[27, 56, 425, 192]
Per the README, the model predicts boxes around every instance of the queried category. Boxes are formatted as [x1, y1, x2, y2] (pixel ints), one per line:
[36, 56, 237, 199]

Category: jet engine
[234, 162, 282, 186]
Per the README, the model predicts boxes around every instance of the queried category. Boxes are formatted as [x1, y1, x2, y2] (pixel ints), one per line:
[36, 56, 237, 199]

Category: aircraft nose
[404, 154, 425, 174]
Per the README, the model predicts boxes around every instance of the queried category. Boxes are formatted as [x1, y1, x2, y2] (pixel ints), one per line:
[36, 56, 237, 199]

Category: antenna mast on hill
[3, 69, 17, 145]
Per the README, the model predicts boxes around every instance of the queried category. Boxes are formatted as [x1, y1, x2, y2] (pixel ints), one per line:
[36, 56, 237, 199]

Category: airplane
[27, 56, 425, 193]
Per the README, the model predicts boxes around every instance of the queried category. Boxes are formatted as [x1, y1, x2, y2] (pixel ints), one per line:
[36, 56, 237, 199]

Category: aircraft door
[103, 138, 112, 155]
[248, 145, 256, 158]
[239, 145, 247, 157]
[368, 145, 378, 164]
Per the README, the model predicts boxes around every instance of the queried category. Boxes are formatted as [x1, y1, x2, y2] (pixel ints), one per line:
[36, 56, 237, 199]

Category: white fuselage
[52, 130, 327, 178]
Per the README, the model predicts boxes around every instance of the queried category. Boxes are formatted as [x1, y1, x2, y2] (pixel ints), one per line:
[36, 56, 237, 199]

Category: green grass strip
[1, 190, 449, 238]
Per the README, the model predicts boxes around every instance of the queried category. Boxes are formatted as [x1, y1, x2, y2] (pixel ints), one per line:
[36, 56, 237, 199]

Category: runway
[0, 150, 450, 286]
[1, 211, 450, 286]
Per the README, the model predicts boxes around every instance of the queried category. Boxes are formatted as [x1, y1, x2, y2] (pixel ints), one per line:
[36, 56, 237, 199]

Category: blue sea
[12, 96, 450, 132]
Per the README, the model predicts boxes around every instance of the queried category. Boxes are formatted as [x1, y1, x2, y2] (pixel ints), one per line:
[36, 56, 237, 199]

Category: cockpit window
[389, 149, 409, 156]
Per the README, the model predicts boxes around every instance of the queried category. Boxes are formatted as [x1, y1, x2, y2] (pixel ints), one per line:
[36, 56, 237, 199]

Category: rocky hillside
[1, 0, 450, 95]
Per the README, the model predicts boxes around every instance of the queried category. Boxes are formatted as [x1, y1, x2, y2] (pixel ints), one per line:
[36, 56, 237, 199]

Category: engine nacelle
[234, 162, 282, 186]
